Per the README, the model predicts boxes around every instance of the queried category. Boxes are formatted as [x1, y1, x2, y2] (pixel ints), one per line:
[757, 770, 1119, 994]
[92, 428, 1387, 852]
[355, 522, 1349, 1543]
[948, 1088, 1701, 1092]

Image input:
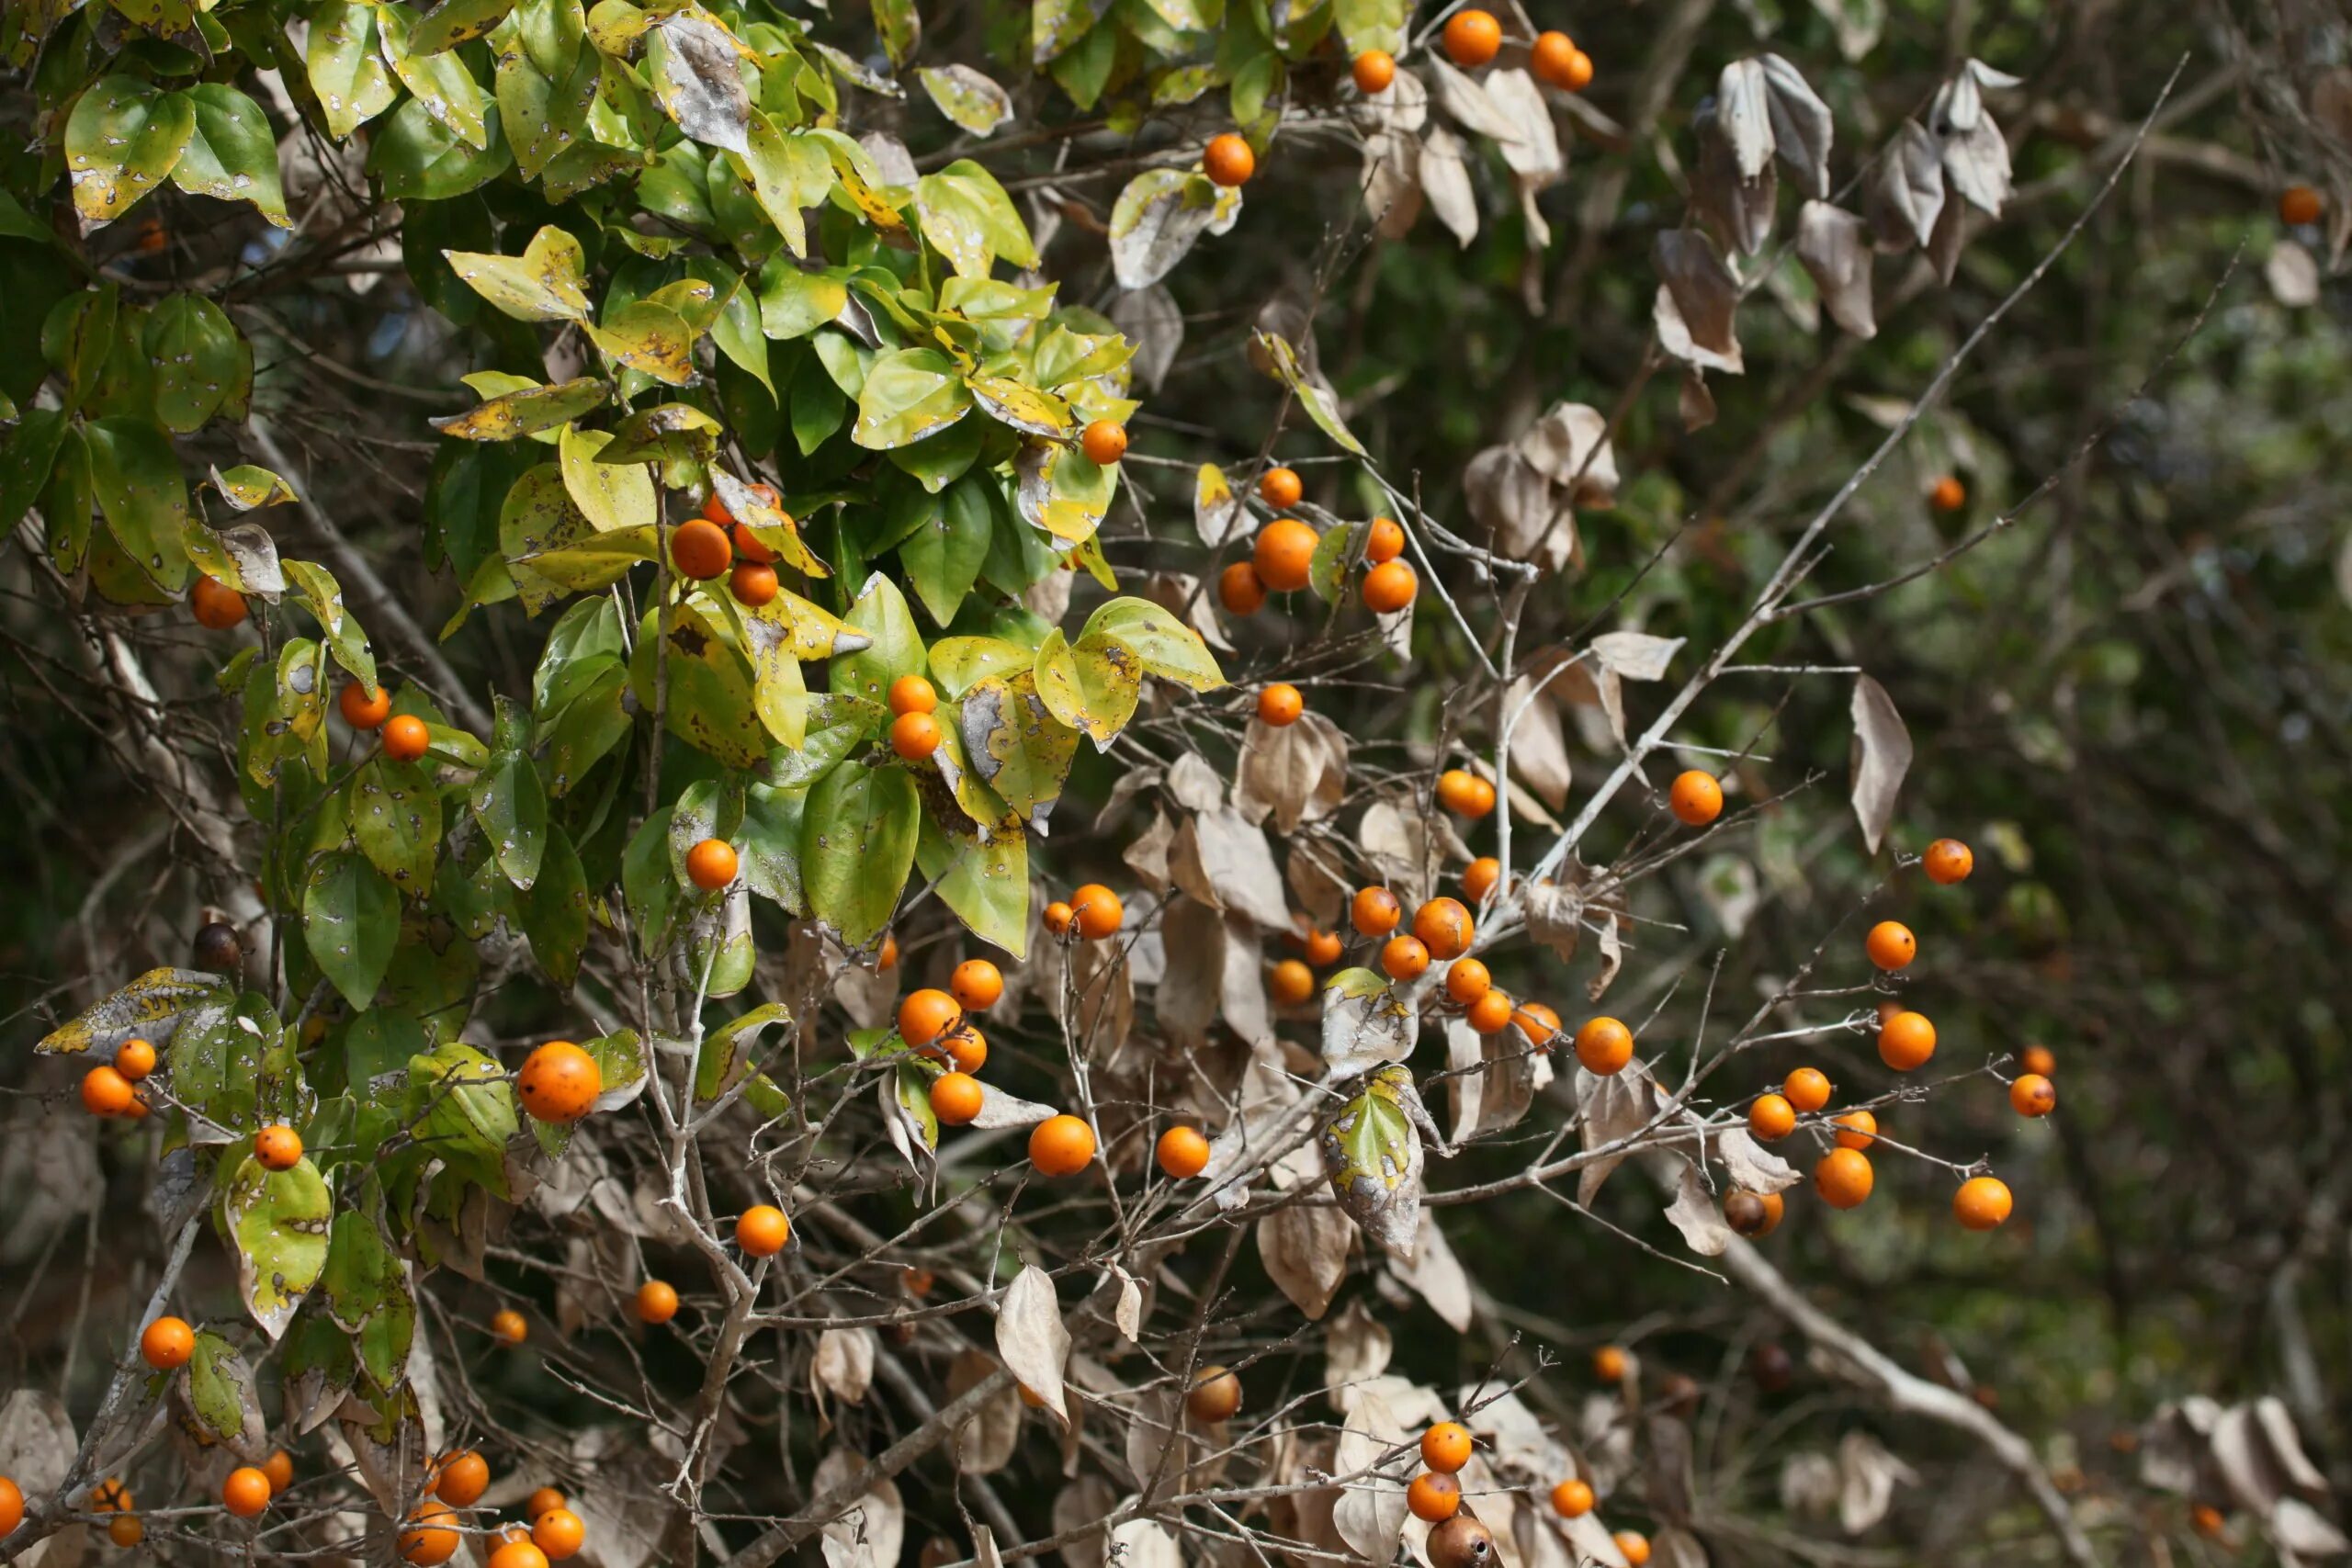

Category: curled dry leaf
[1165, 750, 1225, 814]
[1680, 370, 1718, 432]
[1421, 124, 1479, 248]
[967, 1081, 1061, 1130]
[1866, 121, 1946, 253]
[1796, 200, 1877, 338]
[1321, 967, 1419, 1076]
[946, 1350, 1022, 1474]
[1428, 56, 1524, 144]
[1170, 807, 1293, 930]
[814, 1449, 906, 1568]
[1111, 286, 1183, 392]
[1930, 71, 2012, 217]
[1760, 55, 1835, 198]
[1052, 1475, 1117, 1568]
[1109, 1516, 1182, 1568]
[1662, 1158, 1734, 1257]
[1848, 674, 1913, 854]
[1517, 402, 1620, 507]
[1717, 59, 1775, 181]
[1236, 711, 1349, 833]
[1484, 68, 1565, 245]
[1716, 1125, 1800, 1194]
[1654, 230, 1746, 375]
[1577, 1061, 1655, 1207]
[1363, 129, 1425, 240]
[1323, 1297, 1395, 1405]
[1837, 1430, 1920, 1533]
[1504, 666, 1574, 811]
[996, 1265, 1072, 1423]
[2267, 240, 2321, 308]
[1122, 806, 1176, 891]
[1445, 1017, 1538, 1142]
[1389, 1207, 1473, 1330]
[1694, 98, 1780, 256]
[1258, 1144, 1352, 1320]
[813, 1326, 876, 1408]
[1465, 444, 1566, 565]
[1353, 64, 1430, 134]
[1330, 1390, 1412, 1561]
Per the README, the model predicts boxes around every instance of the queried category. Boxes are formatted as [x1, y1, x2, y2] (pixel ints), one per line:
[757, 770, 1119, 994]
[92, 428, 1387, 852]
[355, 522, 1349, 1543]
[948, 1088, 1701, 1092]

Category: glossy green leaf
[84, 416, 190, 591]
[1033, 627, 1144, 747]
[586, 300, 695, 384]
[801, 761, 919, 947]
[559, 423, 655, 531]
[223, 1153, 333, 1339]
[173, 85, 290, 225]
[322, 1206, 415, 1393]
[1083, 594, 1228, 691]
[957, 671, 1079, 821]
[307, 2, 399, 138]
[901, 473, 994, 624]
[915, 807, 1029, 958]
[469, 750, 548, 890]
[282, 559, 379, 693]
[518, 823, 590, 986]
[303, 851, 400, 1010]
[917, 64, 1014, 136]
[186, 1329, 256, 1442]
[352, 758, 442, 892]
[65, 76, 194, 223]
[628, 600, 766, 767]
[378, 4, 491, 148]
[739, 776, 807, 911]
[369, 96, 513, 199]
[831, 571, 925, 707]
[401, 1042, 515, 1195]
[854, 347, 973, 449]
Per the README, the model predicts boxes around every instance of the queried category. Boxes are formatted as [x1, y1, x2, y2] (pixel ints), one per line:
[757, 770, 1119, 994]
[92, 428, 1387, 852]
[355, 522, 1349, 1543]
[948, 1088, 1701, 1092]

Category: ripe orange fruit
[108, 1515, 143, 1548]
[1929, 475, 1966, 513]
[672, 518, 730, 579]
[685, 838, 739, 890]
[1563, 49, 1594, 89]
[1029, 1113, 1097, 1177]
[1512, 1000, 1561, 1048]
[1080, 420, 1127, 466]
[339, 682, 392, 729]
[1043, 900, 1075, 936]
[1575, 1016, 1634, 1076]
[113, 1037, 156, 1079]
[1593, 1345, 1627, 1382]
[1783, 1066, 1831, 1112]
[1747, 1093, 1795, 1142]
[222, 1465, 271, 1517]
[1530, 30, 1577, 86]
[889, 675, 937, 716]
[190, 576, 248, 629]
[2019, 1043, 2055, 1077]
[2192, 1503, 2225, 1539]
[2010, 1074, 2056, 1117]
[731, 519, 775, 564]
[1613, 1531, 1651, 1568]
[1252, 519, 1317, 592]
[1302, 928, 1342, 965]
[1362, 558, 1418, 614]
[1407, 1471, 1462, 1523]
[1878, 1010, 1937, 1070]
[1462, 857, 1500, 902]
[876, 933, 899, 972]
[1259, 467, 1303, 508]
[1443, 957, 1491, 1007]
[1218, 561, 1267, 615]
[1420, 1420, 1474, 1472]
[2281, 185, 2324, 225]
[738, 1204, 790, 1256]
[401, 1502, 462, 1564]
[1550, 1478, 1593, 1518]
[1186, 1366, 1242, 1422]
[1270, 958, 1316, 1007]
[1466, 988, 1514, 1034]
[435, 1450, 490, 1506]
[950, 959, 1003, 1011]
[1156, 1124, 1211, 1179]
[0, 1475, 19, 1538]
[534, 1507, 586, 1561]
[1442, 8, 1501, 66]
[1725, 1190, 1784, 1237]
[1351, 50, 1396, 95]
[729, 561, 779, 607]
[1381, 934, 1430, 981]
[1351, 886, 1402, 936]
[1833, 1109, 1878, 1149]
[1668, 771, 1724, 827]
[1413, 897, 1473, 959]
[1864, 920, 1917, 971]
[254, 1123, 303, 1170]
[1204, 133, 1256, 187]
[636, 1280, 679, 1324]
[899, 990, 962, 1047]
[382, 713, 431, 764]
[489, 1539, 550, 1568]
[141, 1314, 195, 1370]
[526, 1489, 566, 1521]
[890, 711, 942, 760]
[931, 1071, 984, 1126]
[1258, 683, 1304, 727]
[491, 1308, 528, 1344]
[262, 1450, 295, 1493]
[1953, 1175, 2013, 1231]
[943, 1026, 988, 1074]
[1364, 517, 1406, 564]
[1071, 884, 1124, 940]
[701, 491, 734, 526]
[81, 1064, 136, 1116]
[1923, 838, 1973, 885]
[1815, 1147, 1874, 1209]
[1435, 769, 1486, 817]
[518, 1041, 602, 1122]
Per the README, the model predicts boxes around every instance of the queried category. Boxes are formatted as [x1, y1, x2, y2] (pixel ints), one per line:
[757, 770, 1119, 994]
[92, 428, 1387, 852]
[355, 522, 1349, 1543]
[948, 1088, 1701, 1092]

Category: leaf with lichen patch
[1318, 1063, 1424, 1255]
[1321, 966, 1416, 1075]
[1033, 627, 1142, 748]
[918, 65, 1013, 136]
[959, 671, 1080, 824]
[37, 967, 229, 1055]
[224, 1154, 333, 1340]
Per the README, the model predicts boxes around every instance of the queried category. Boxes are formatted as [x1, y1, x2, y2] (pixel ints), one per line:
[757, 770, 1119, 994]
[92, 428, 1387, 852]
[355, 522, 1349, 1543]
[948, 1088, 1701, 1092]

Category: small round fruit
[1878, 1010, 1937, 1071]
[491, 1308, 528, 1344]
[671, 518, 730, 580]
[1302, 928, 1343, 965]
[636, 1280, 679, 1325]
[401, 1502, 462, 1565]
[889, 675, 938, 716]
[113, 1038, 157, 1080]
[1258, 683, 1305, 727]
[1071, 885, 1125, 941]
[731, 520, 775, 564]
[1747, 1093, 1795, 1142]
[950, 959, 1003, 1012]
[1362, 558, 1418, 614]
[1833, 1109, 1878, 1150]
[1351, 50, 1396, 95]
[1030, 1114, 1097, 1177]
[1668, 771, 1724, 827]
[931, 1072, 984, 1127]
[1156, 1125, 1211, 1179]
[1923, 839, 1973, 885]
[534, 1507, 586, 1562]
[1462, 857, 1500, 902]
[1204, 133, 1256, 187]
[943, 1027, 987, 1074]
[729, 561, 779, 607]
[518, 1042, 602, 1123]
[1929, 475, 1966, 513]
[141, 1315, 195, 1370]
[1364, 517, 1406, 564]
[1381, 935, 1429, 981]
[1420, 1421, 1474, 1473]
[1351, 886, 1402, 937]
[1443, 958, 1492, 1007]
[489, 1540, 550, 1568]
[1593, 1345, 1627, 1382]
[1864, 920, 1917, 971]
[340, 682, 393, 729]
[195, 919, 245, 975]
[1953, 1175, 2013, 1230]
[1530, 30, 1577, 87]
[0, 1475, 19, 1538]
[1561, 48, 1594, 89]
[82, 1065, 136, 1117]
[1466, 988, 1514, 1035]
[1815, 1147, 1874, 1209]
[1725, 1190, 1784, 1237]
[382, 714, 431, 764]
[190, 576, 248, 629]
[1512, 1000, 1561, 1048]
[1550, 1478, 1593, 1518]
[1413, 897, 1473, 959]
[435, 1451, 489, 1507]
[701, 491, 734, 526]
[1575, 1017, 1634, 1076]
[1259, 467, 1304, 508]
[1613, 1531, 1651, 1568]
[1435, 769, 1488, 818]
[2192, 1503, 2226, 1539]
[1782, 1066, 1832, 1113]
[686, 839, 739, 891]
[1427, 1513, 1496, 1568]
[90, 1480, 130, 1515]
[738, 1205, 791, 1257]
[2020, 1044, 2055, 1077]
[1043, 901, 1075, 937]
[262, 1450, 295, 1493]
[876, 933, 899, 972]
[1270, 958, 1316, 1007]
[254, 1124, 303, 1170]
[1218, 562, 1267, 615]
[890, 711, 942, 761]
[899, 989, 963, 1047]
[526, 1489, 566, 1521]
[1441, 8, 1501, 67]
[222, 1466, 272, 1517]
[2281, 184, 2324, 226]
[1407, 1472, 1462, 1523]
[108, 1515, 143, 1548]
[1080, 421, 1127, 466]
[2010, 1074, 2056, 1117]
[1186, 1366, 1241, 1423]
[1253, 519, 1318, 592]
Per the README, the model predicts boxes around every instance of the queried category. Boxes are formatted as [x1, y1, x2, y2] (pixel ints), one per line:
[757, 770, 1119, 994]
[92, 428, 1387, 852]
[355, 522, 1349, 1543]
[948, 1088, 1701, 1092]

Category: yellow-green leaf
[444, 225, 591, 322]
[65, 76, 195, 223]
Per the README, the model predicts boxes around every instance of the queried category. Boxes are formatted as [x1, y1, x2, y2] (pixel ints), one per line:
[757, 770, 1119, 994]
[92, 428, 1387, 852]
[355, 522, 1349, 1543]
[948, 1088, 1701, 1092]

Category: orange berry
[1258, 467, 1304, 508]
[1929, 475, 1966, 513]
[1435, 769, 1491, 818]
[1257, 683, 1304, 727]
[1782, 1066, 1832, 1113]
[1080, 421, 1127, 466]
[1923, 839, 1973, 885]
[1864, 920, 1917, 971]
[1029, 1113, 1096, 1177]
[636, 1280, 679, 1324]
[1877, 1010, 1937, 1071]
[1511, 1000, 1561, 1048]
[899, 989, 962, 1047]
[113, 1037, 156, 1080]
[700, 491, 734, 526]
[2010, 1074, 2056, 1117]
[254, 1123, 303, 1170]
[400, 1502, 462, 1565]
[943, 1026, 988, 1074]
[1043, 900, 1075, 937]
[222, 1465, 271, 1517]
[1562, 48, 1594, 90]
[1953, 1175, 2013, 1231]
[1186, 1366, 1242, 1422]
[931, 1071, 984, 1126]
[1668, 771, 1724, 827]
[1420, 1421, 1474, 1472]
[108, 1514, 143, 1548]
[888, 674, 938, 716]
[731, 519, 775, 564]
[686, 838, 739, 890]
[729, 561, 779, 607]
[1218, 561, 1267, 615]
[518, 1041, 602, 1123]
[1466, 988, 1514, 1035]
[1381, 934, 1430, 982]
[2281, 184, 2324, 226]
[1441, 8, 1501, 67]
[949, 959, 1003, 1011]
[876, 933, 899, 972]
[737, 1204, 790, 1256]
[91, 1479, 130, 1513]
[2193, 1503, 2226, 1539]
[434, 1450, 489, 1507]
[1833, 1109, 1878, 1150]
[1412, 897, 1473, 959]
[1407, 1472, 1462, 1523]
[533, 1507, 586, 1561]
[1442, 957, 1491, 1007]
[1574, 1016, 1634, 1076]
[81, 1064, 136, 1117]
[890, 711, 942, 761]
[1613, 1531, 1651, 1568]
[1156, 1124, 1211, 1179]
[1462, 857, 1500, 902]
[262, 1450, 295, 1494]
[1071, 884, 1124, 941]
[382, 713, 431, 763]
[1550, 1478, 1593, 1518]
[1726, 1190, 1784, 1237]
[1302, 927, 1343, 966]
[489, 1540, 549, 1568]
[1351, 50, 1396, 95]
[0, 1476, 19, 1539]
[1364, 517, 1406, 564]
[1747, 1093, 1795, 1142]
[190, 576, 247, 629]
[1592, 1346, 1627, 1382]
[1252, 519, 1318, 592]
[1351, 886, 1402, 937]
[671, 518, 730, 579]
[1530, 30, 1577, 87]
[141, 1314, 195, 1370]
[1814, 1147, 1874, 1209]
[1204, 133, 1256, 187]
[1362, 558, 1417, 614]
[526, 1489, 566, 1521]
[339, 682, 392, 729]
[1270, 958, 1316, 1007]
[491, 1308, 528, 1344]
[2019, 1044, 2056, 1077]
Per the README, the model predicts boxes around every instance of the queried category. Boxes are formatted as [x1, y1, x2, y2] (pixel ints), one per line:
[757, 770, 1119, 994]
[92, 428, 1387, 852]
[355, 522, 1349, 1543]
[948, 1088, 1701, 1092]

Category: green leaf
[1333, 0, 1408, 55]
[223, 1153, 333, 1339]
[410, 0, 520, 53]
[283, 559, 379, 693]
[493, 28, 601, 181]
[914, 161, 1036, 279]
[1081, 596, 1228, 691]
[582, 1028, 648, 1110]
[899, 475, 992, 625]
[558, 423, 654, 531]
[445, 225, 591, 322]
[917, 64, 1014, 137]
[369, 96, 513, 200]
[1254, 329, 1365, 454]
[666, 774, 744, 890]
[307, 2, 400, 139]
[958, 671, 1080, 821]
[1033, 626, 1144, 747]
[208, 464, 300, 512]
[623, 807, 679, 956]
[854, 347, 974, 450]
[1308, 517, 1359, 603]
[739, 775, 806, 911]
[801, 761, 919, 947]
[914, 808, 1029, 958]
[694, 1001, 791, 1105]
[628, 600, 766, 767]
[872, 0, 921, 65]
[1033, 0, 1104, 63]
[469, 755, 548, 891]
[518, 823, 589, 986]
[303, 851, 400, 1010]
[735, 111, 834, 256]
[927, 636, 1034, 696]
[173, 85, 291, 226]
[1016, 439, 1116, 544]
[759, 261, 851, 340]
[831, 571, 925, 707]
[967, 375, 1072, 439]
[378, 4, 492, 149]
[343, 1010, 427, 1092]
[401, 1042, 516, 1195]
[597, 401, 723, 464]
[186, 1329, 255, 1442]
[543, 660, 632, 793]
[587, 299, 696, 385]
[435, 377, 610, 442]
[145, 295, 243, 433]
[352, 758, 443, 892]
[85, 416, 191, 591]
[1, 409, 70, 536]
[764, 697, 877, 787]
[65, 76, 195, 224]
[322, 1206, 415, 1393]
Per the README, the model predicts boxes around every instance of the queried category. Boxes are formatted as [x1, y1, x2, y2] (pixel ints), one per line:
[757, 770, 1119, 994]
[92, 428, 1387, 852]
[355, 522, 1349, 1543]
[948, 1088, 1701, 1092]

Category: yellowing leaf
[1032, 627, 1143, 748]
[65, 76, 194, 223]
[444, 225, 592, 322]
[558, 423, 654, 531]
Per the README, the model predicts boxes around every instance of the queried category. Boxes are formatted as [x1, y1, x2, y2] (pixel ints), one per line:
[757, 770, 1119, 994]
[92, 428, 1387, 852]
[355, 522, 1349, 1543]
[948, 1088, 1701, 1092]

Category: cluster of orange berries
[900, 961, 1105, 1179]
[1432, 11, 1593, 89]
[671, 483, 788, 608]
[887, 673, 944, 761]
[77, 1035, 156, 1121]
[1216, 470, 1419, 619]
[397, 1454, 586, 1566]
[1398, 1418, 1643, 1568]
[7, 1458, 293, 1549]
